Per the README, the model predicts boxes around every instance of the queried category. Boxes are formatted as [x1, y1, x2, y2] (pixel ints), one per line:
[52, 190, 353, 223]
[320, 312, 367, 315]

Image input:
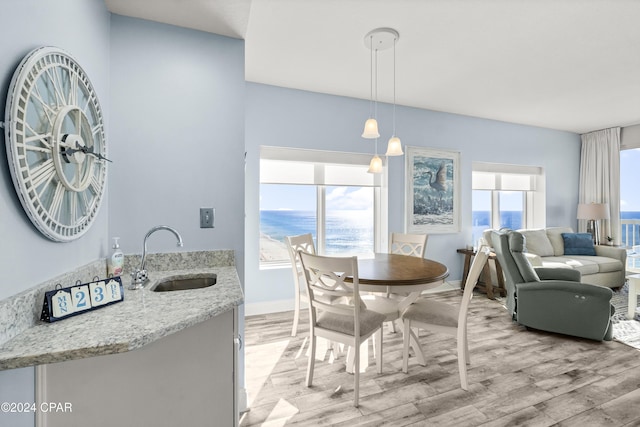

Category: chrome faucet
[130, 225, 184, 289]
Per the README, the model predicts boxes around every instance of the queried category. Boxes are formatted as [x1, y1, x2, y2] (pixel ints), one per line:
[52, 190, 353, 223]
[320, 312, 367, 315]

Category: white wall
[0, 2, 111, 425]
[244, 83, 581, 309]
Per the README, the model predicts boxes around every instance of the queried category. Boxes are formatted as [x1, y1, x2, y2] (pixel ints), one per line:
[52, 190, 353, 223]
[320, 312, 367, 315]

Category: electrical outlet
[200, 208, 215, 228]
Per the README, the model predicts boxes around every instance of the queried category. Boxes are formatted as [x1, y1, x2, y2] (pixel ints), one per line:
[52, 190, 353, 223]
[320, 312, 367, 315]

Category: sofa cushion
[562, 233, 596, 255]
[569, 255, 623, 273]
[519, 229, 554, 256]
[541, 256, 599, 275]
[546, 227, 574, 256]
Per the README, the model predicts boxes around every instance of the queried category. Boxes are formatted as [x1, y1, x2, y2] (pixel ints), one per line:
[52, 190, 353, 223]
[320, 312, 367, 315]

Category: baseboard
[244, 299, 296, 316]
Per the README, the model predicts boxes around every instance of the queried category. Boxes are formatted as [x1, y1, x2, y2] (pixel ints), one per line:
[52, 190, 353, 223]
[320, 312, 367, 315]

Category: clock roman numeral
[29, 86, 56, 125]
[28, 158, 56, 189]
[49, 181, 66, 222]
[43, 66, 67, 107]
[22, 128, 53, 152]
[19, 143, 50, 154]
[79, 189, 90, 215]
[69, 191, 79, 225]
[69, 71, 79, 106]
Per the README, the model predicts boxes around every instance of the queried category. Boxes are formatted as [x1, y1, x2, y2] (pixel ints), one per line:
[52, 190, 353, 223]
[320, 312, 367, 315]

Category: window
[620, 148, 640, 251]
[259, 146, 386, 266]
[471, 162, 545, 245]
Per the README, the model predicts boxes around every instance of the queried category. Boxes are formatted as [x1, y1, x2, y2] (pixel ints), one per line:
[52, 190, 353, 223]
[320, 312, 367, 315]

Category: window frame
[472, 162, 545, 236]
[259, 146, 388, 268]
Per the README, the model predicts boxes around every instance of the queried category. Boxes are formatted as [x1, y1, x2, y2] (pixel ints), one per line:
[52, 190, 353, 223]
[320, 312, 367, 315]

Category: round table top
[355, 253, 449, 286]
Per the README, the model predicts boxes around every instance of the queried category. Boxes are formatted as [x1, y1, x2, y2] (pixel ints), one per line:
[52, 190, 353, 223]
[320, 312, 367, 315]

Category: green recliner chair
[491, 229, 614, 341]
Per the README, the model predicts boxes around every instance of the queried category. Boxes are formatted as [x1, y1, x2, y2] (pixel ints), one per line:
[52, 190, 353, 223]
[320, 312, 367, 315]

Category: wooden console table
[456, 248, 506, 299]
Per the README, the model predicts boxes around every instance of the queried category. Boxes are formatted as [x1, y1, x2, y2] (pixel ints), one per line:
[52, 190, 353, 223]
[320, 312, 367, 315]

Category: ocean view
[260, 210, 374, 262]
[261, 208, 640, 263]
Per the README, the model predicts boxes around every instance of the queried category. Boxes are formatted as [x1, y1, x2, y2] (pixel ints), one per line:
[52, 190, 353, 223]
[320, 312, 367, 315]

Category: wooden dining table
[348, 253, 450, 367]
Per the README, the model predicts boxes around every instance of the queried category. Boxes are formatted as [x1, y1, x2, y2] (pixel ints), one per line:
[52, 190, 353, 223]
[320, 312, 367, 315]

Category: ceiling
[105, 0, 640, 134]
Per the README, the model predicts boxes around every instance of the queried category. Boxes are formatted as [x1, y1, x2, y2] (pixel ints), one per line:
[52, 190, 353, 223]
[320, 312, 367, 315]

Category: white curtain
[579, 127, 620, 244]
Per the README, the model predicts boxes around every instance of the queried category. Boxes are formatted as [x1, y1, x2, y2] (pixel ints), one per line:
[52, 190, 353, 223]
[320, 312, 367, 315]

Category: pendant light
[367, 47, 382, 174]
[362, 33, 380, 138]
[367, 153, 383, 173]
[385, 34, 403, 156]
[362, 28, 402, 173]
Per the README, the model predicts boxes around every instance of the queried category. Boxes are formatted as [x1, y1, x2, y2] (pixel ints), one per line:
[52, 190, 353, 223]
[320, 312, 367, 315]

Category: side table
[457, 248, 506, 299]
[627, 273, 640, 319]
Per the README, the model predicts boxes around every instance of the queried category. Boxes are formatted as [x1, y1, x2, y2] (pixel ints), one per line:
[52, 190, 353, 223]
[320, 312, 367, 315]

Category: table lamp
[577, 203, 610, 245]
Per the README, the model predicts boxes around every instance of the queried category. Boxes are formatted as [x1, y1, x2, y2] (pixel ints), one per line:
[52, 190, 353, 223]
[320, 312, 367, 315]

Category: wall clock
[4, 46, 108, 242]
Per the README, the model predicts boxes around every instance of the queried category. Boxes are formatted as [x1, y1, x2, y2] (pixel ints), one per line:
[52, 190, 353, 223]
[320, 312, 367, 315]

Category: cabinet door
[37, 310, 236, 427]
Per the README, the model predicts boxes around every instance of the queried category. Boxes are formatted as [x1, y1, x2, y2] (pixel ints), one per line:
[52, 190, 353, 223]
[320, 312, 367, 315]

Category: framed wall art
[405, 146, 460, 233]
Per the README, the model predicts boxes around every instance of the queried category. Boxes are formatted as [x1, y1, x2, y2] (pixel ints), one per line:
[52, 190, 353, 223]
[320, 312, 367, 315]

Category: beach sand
[260, 233, 290, 262]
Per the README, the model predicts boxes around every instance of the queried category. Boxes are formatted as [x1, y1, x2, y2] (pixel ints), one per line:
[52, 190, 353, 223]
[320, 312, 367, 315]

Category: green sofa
[491, 229, 614, 341]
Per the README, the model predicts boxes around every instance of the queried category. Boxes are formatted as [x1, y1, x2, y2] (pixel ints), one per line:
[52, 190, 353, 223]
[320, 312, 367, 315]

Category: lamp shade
[385, 136, 403, 156]
[577, 203, 610, 220]
[367, 155, 383, 174]
[362, 118, 380, 138]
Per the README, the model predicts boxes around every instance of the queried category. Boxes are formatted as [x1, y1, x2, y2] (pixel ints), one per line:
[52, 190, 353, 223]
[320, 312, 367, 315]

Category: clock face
[4, 46, 107, 242]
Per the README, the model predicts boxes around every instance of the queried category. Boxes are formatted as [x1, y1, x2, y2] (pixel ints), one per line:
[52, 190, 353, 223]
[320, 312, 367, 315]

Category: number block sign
[41, 276, 124, 323]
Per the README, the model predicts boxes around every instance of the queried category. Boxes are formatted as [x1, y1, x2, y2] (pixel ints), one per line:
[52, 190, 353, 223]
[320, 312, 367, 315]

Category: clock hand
[86, 150, 113, 163]
[60, 140, 84, 156]
[60, 141, 112, 162]
[83, 145, 112, 163]
[60, 146, 82, 156]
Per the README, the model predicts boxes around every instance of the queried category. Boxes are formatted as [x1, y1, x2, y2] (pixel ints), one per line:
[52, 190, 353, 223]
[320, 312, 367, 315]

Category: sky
[620, 148, 640, 211]
[261, 149, 640, 213]
[260, 185, 373, 211]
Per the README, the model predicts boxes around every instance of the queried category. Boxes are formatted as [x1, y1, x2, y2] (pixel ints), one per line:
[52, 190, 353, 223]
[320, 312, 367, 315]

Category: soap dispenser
[108, 237, 124, 277]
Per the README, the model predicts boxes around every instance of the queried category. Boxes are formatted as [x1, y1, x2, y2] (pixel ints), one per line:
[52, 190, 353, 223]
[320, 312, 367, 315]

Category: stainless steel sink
[150, 274, 217, 292]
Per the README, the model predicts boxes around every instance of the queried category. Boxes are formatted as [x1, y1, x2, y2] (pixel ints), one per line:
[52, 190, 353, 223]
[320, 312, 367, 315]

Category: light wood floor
[240, 290, 640, 426]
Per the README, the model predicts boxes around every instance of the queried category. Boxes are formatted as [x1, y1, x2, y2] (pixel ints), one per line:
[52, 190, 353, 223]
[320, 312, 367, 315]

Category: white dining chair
[285, 233, 317, 337]
[401, 245, 490, 390]
[299, 252, 385, 407]
[389, 232, 428, 258]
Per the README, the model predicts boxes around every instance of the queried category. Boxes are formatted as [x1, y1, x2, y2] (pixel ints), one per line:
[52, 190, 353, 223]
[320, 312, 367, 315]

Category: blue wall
[0, 1, 582, 424]
[108, 15, 245, 273]
[0, 2, 111, 425]
[0, 6, 246, 426]
[244, 82, 581, 308]
[108, 13, 247, 401]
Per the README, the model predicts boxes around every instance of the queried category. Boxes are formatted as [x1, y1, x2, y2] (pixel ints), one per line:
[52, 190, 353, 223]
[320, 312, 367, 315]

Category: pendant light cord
[374, 47, 379, 155]
[374, 47, 378, 123]
[392, 36, 397, 137]
[369, 35, 374, 118]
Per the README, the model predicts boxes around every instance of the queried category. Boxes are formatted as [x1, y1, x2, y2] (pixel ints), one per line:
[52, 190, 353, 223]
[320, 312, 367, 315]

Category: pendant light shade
[361, 28, 403, 173]
[367, 154, 383, 174]
[385, 136, 403, 156]
[362, 118, 380, 138]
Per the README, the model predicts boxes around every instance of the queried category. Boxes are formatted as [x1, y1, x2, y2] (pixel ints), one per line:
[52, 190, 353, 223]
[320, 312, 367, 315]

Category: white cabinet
[36, 308, 238, 427]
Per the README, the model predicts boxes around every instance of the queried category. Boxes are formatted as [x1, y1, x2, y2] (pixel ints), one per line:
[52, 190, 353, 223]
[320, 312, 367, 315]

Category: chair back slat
[389, 232, 428, 258]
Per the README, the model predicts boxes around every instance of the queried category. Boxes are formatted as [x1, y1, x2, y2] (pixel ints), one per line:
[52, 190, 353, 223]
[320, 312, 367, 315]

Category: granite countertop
[0, 251, 243, 371]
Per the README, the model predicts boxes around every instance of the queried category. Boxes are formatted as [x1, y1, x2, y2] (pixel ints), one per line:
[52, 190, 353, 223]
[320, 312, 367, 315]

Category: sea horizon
[261, 209, 640, 262]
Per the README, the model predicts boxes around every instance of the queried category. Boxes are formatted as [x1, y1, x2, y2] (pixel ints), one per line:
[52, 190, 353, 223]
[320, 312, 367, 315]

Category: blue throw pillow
[562, 233, 596, 256]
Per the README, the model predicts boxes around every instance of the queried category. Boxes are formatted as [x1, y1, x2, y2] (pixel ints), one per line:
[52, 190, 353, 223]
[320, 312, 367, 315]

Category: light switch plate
[200, 208, 215, 228]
